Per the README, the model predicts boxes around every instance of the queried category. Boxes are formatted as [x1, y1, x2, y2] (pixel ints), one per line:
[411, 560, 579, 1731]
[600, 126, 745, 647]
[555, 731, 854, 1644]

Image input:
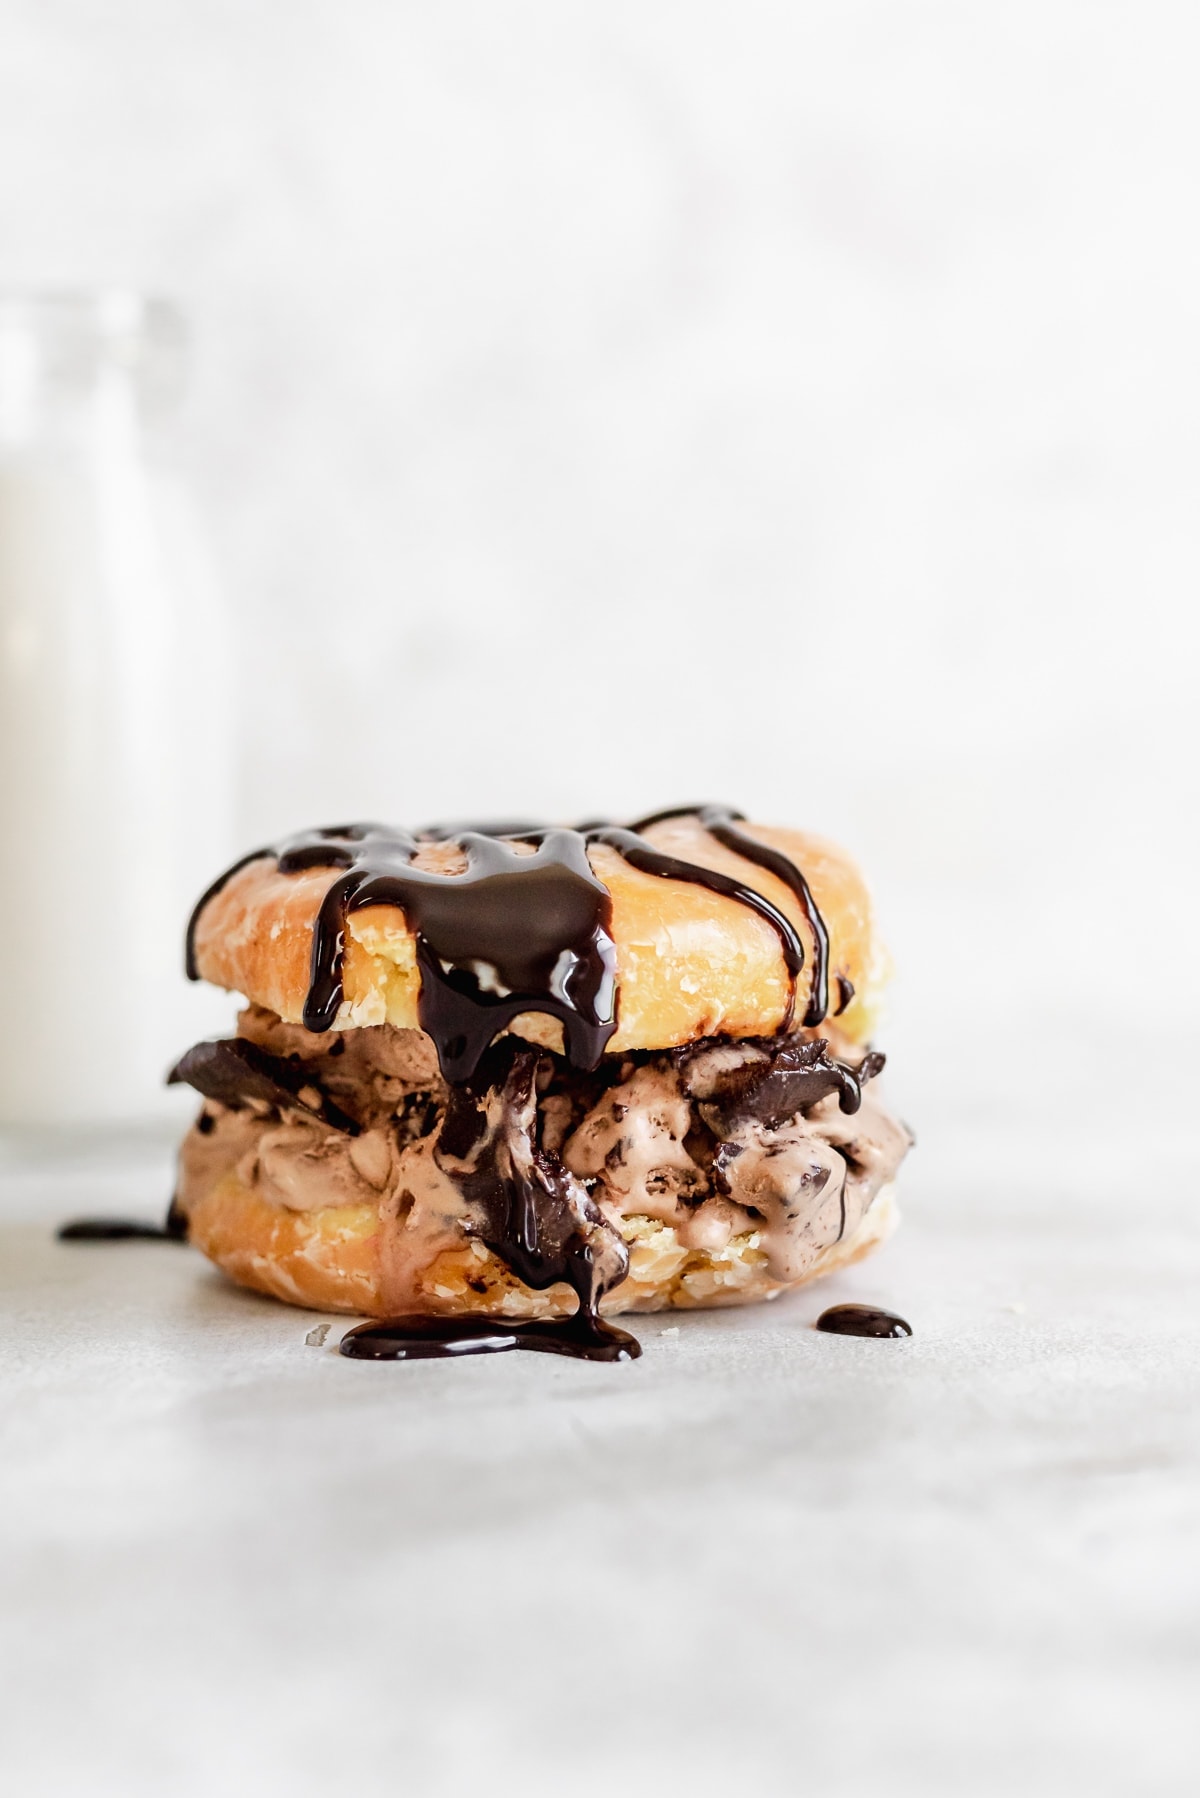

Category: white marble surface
[2, 1096, 1198, 1798]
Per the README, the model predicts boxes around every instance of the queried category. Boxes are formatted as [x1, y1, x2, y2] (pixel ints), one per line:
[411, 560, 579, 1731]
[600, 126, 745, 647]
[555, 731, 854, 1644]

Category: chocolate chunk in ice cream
[168, 1036, 361, 1135]
[681, 1034, 883, 1134]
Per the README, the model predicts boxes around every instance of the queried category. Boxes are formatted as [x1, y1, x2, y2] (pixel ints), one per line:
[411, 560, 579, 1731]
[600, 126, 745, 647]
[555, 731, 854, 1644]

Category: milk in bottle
[0, 292, 233, 1125]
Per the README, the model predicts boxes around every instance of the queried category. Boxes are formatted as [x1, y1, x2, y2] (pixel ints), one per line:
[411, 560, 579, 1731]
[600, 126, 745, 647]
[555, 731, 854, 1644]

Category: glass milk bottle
[0, 292, 234, 1126]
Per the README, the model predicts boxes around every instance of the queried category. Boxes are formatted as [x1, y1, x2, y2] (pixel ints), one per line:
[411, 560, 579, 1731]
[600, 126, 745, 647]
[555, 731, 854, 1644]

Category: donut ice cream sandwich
[171, 808, 913, 1360]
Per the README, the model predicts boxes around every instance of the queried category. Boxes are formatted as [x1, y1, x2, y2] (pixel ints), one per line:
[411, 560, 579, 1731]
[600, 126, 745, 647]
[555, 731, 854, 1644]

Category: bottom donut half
[172, 1009, 912, 1320]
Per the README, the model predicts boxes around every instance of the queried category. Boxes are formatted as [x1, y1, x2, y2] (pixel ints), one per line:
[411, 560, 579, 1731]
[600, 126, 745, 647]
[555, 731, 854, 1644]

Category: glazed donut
[189, 815, 887, 1054]
[172, 811, 913, 1357]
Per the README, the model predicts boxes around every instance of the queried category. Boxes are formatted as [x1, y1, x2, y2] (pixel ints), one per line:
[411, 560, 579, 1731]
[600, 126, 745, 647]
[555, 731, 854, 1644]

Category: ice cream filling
[173, 1007, 912, 1310]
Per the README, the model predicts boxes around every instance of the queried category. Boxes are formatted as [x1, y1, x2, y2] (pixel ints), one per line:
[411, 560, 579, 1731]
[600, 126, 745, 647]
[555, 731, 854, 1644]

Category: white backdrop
[2, 0, 1197, 1116]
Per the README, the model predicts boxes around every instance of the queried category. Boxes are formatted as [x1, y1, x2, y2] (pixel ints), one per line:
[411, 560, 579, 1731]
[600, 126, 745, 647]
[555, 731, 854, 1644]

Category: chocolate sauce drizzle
[180, 805, 840, 1364]
[631, 806, 829, 1027]
[589, 824, 808, 1033]
[816, 1304, 912, 1338]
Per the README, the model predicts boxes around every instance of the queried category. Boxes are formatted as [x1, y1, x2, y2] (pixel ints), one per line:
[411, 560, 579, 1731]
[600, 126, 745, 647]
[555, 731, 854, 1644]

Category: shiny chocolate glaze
[277, 824, 619, 1080]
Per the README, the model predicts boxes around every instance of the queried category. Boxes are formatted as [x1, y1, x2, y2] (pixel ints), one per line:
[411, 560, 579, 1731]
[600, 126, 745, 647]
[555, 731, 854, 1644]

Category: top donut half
[189, 814, 887, 1054]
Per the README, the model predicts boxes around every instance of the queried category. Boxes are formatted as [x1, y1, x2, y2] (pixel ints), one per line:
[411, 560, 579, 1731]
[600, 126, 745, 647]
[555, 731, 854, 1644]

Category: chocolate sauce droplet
[835, 974, 855, 1015]
[816, 1304, 912, 1338]
[339, 1311, 640, 1363]
[57, 1215, 186, 1243]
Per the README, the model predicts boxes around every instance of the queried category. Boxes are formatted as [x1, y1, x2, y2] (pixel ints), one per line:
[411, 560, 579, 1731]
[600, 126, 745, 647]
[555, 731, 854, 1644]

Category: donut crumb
[304, 1323, 331, 1347]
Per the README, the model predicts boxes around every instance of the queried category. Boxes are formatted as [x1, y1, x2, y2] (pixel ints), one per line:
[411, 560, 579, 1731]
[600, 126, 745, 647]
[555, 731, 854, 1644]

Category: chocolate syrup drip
[835, 975, 855, 1015]
[276, 823, 619, 1082]
[340, 1312, 639, 1362]
[588, 824, 808, 1031]
[699, 808, 829, 1027]
[632, 805, 830, 1027]
[427, 1041, 635, 1356]
[419, 809, 828, 1043]
[816, 1304, 911, 1338]
[336, 1042, 640, 1363]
